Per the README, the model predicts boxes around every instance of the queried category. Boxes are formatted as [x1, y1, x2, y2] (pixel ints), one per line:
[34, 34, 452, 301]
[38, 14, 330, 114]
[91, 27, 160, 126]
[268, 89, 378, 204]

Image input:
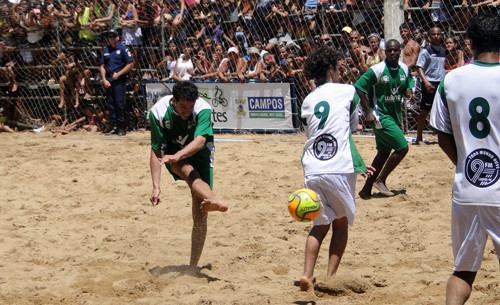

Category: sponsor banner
[145, 82, 296, 131]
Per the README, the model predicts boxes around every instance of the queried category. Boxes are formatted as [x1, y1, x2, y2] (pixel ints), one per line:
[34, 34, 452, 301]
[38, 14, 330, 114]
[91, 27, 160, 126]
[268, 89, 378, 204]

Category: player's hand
[102, 79, 111, 88]
[150, 188, 161, 206]
[361, 165, 376, 178]
[425, 82, 435, 93]
[159, 154, 179, 165]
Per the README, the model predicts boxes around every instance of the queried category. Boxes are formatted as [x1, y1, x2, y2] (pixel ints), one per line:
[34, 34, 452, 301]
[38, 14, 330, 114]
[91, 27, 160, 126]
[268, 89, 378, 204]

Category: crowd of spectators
[0, 0, 496, 133]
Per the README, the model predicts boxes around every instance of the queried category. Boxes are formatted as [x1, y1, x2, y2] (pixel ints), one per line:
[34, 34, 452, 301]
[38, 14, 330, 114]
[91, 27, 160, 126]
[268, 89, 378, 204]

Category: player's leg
[446, 272, 475, 305]
[327, 216, 348, 277]
[190, 192, 208, 267]
[446, 204, 490, 304]
[374, 146, 408, 194]
[373, 121, 409, 196]
[358, 149, 390, 199]
[171, 160, 227, 212]
[300, 224, 330, 292]
[416, 109, 429, 144]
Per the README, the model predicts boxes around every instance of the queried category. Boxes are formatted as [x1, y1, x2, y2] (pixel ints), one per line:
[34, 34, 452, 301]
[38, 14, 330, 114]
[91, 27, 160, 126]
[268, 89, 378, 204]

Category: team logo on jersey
[116, 50, 121, 55]
[465, 148, 500, 188]
[313, 134, 338, 161]
[163, 120, 171, 130]
[381, 75, 389, 83]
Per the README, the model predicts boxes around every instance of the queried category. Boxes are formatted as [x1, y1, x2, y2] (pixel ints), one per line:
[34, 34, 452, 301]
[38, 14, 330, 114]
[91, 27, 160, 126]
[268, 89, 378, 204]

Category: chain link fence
[0, 0, 491, 133]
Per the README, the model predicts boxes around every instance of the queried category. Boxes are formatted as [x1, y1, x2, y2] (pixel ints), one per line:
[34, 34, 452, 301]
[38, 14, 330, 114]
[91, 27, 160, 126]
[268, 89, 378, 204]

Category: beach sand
[0, 132, 498, 304]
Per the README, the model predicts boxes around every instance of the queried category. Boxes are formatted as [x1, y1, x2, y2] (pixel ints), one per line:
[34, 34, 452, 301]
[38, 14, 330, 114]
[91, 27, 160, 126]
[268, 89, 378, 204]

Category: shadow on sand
[149, 263, 220, 282]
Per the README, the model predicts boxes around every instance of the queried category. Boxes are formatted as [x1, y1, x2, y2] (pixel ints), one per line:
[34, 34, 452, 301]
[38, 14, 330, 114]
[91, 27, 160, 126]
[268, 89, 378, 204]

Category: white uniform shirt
[430, 61, 500, 207]
[301, 82, 366, 176]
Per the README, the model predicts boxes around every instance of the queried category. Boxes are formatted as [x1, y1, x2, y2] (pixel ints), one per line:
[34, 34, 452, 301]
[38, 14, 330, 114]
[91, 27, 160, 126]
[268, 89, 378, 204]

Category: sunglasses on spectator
[322, 38, 331, 42]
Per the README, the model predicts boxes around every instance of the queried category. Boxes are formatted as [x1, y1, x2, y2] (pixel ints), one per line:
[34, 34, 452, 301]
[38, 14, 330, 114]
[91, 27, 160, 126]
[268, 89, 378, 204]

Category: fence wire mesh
[0, 0, 493, 133]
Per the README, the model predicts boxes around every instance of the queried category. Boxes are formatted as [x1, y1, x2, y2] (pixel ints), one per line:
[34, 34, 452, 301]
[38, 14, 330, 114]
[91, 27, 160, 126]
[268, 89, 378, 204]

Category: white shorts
[451, 201, 500, 272]
[304, 173, 357, 227]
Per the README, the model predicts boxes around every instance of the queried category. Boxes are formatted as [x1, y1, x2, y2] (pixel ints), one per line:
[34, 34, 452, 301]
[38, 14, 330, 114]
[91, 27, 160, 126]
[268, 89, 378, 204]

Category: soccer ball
[287, 188, 321, 222]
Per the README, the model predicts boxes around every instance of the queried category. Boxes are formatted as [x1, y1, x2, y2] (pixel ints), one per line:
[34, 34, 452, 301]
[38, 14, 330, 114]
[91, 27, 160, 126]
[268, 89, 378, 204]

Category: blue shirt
[416, 44, 446, 82]
[101, 42, 133, 80]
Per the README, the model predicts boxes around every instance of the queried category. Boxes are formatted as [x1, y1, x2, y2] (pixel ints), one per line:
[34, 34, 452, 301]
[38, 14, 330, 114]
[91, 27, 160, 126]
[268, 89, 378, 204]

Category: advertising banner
[144, 82, 297, 132]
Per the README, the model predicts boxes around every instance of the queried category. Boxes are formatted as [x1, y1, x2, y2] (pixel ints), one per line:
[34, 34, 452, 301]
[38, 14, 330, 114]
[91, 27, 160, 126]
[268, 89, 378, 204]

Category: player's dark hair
[304, 46, 340, 84]
[173, 81, 199, 102]
[467, 13, 500, 54]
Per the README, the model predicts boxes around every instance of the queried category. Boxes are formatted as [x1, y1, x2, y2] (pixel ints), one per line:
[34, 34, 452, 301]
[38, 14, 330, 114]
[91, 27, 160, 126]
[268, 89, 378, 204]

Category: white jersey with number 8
[430, 61, 500, 207]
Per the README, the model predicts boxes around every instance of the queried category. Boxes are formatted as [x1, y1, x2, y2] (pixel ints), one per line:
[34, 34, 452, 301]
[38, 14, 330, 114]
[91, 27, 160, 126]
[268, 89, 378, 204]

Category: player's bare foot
[413, 140, 427, 145]
[200, 199, 228, 212]
[358, 189, 371, 199]
[373, 181, 394, 197]
[299, 276, 314, 292]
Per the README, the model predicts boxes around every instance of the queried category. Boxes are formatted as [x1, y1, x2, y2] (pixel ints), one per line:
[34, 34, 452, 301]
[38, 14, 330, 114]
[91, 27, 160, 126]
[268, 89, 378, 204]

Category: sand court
[0, 132, 498, 304]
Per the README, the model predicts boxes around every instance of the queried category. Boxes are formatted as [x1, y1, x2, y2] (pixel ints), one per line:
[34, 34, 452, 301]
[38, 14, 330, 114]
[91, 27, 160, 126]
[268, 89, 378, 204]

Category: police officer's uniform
[101, 30, 133, 135]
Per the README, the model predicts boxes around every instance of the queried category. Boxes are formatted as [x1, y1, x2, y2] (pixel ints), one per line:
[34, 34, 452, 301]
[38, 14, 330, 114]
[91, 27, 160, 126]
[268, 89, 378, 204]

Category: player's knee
[452, 271, 476, 287]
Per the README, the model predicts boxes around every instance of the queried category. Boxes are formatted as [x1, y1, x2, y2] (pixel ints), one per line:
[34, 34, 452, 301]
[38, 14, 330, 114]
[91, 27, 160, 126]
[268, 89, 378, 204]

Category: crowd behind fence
[0, 0, 497, 133]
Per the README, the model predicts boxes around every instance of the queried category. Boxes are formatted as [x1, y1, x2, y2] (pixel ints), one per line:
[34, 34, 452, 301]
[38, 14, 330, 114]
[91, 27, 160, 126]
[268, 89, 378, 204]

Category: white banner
[144, 82, 297, 131]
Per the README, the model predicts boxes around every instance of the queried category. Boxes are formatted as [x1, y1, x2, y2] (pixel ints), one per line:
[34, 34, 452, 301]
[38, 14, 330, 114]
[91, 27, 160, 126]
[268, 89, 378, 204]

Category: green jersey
[149, 96, 214, 165]
[355, 60, 414, 125]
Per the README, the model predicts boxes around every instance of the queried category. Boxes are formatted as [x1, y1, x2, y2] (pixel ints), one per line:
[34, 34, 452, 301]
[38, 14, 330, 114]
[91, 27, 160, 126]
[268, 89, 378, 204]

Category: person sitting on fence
[53, 51, 92, 109]
[243, 47, 266, 81]
[0, 41, 18, 94]
[264, 1, 292, 51]
[164, 0, 188, 41]
[156, 40, 180, 81]
[444, 36, 464, 73]
[195, 16, 236, 48]
[217, 46, 246, 82]
[172, 41, 195, 81]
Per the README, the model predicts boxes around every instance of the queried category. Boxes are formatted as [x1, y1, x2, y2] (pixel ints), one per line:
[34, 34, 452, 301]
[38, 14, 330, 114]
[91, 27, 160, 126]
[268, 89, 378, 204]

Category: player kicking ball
[430, 14, 500, 305]
[149, 81, 227, 267]
[299, 46, 374, 292]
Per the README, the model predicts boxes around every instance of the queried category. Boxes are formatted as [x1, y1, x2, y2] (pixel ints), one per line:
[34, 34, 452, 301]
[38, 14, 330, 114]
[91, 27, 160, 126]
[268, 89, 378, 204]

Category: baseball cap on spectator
[342, 26, 353, 34]
[248, 47, 260, 57]
[228, 47, 239, 55]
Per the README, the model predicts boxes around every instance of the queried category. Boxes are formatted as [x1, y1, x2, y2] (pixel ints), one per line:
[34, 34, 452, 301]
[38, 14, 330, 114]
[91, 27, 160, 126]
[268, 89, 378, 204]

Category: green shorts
[373, 117, 408, 152]
[165, 157, 213, 189]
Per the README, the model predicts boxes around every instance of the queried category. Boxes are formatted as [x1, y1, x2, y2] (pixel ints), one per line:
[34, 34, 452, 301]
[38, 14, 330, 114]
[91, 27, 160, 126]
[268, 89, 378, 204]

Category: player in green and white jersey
[355, 39, 415, 199]
[298, 46, 374, 292]
[429, 14, 500, 305]
[149, 81, 227, 267]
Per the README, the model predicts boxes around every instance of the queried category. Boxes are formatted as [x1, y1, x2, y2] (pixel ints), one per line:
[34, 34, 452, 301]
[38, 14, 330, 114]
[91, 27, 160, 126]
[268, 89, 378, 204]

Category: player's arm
[437, 133, 457, 166]
[160, 135, 207, 164]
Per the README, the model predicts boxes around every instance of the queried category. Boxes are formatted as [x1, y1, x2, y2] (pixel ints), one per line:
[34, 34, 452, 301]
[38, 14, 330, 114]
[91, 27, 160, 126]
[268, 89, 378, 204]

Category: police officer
[100, 29, 134, 136]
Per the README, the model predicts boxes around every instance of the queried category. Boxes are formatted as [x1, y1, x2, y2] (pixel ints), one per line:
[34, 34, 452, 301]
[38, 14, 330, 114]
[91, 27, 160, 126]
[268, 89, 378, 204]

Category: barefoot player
[355, 39, 415, 199]
[430, 14, 500, 305]
[299, 46, 374, 292]
[149, 80, 228, 267]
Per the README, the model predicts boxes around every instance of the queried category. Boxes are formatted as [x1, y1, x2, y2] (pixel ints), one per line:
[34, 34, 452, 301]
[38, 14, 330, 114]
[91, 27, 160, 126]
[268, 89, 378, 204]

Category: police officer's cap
[108, 29, 119, 37]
